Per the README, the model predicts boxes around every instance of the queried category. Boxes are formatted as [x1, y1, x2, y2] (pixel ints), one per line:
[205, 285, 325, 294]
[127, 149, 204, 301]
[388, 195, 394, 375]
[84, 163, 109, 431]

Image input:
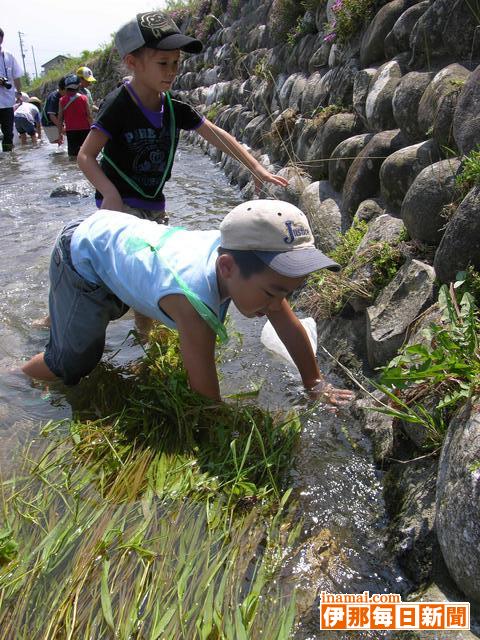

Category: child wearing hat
[41, 77, 66, 144]
[22, 200, 354, 406]
[76, 66, 98, 112]
[77, 11, 288, 224]
[58, 74, 92, 158]
[14, 95, 42, 144]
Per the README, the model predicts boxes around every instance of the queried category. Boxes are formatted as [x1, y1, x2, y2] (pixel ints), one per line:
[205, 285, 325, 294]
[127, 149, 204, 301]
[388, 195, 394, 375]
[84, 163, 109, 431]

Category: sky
[1, 0, 169, 78]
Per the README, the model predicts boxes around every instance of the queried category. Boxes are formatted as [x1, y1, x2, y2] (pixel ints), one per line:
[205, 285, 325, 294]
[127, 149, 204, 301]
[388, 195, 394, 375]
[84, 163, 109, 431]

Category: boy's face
[217, 255, 306, 318]
[128, 48, 180, 92]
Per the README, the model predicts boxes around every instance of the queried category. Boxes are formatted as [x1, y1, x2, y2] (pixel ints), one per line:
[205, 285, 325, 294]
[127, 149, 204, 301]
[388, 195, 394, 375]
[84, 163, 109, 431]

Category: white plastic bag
[260, 317, 317, 366]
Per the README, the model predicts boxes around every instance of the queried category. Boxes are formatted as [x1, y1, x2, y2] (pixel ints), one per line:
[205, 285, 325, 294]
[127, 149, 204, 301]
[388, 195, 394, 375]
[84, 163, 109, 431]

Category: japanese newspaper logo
[320, 591, 470, 631]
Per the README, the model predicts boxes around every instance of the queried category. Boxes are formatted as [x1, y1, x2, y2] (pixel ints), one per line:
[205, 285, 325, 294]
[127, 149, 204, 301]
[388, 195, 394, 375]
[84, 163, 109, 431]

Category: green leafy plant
[206, 102, 221, 121]
[0, 530, 18, 565]
[456, 146, 480, 194]
[268, 0, 305, 43]
[370, 242, 404, 291]
[323, 0, 375, 45]
[330, 219, 368, 267]
[371, 274, 480, 449]
[311, 103, 349, 123]
[254, 56, 275, 82]
[461, 266, 480, 307]
[286, 11, 317, 48]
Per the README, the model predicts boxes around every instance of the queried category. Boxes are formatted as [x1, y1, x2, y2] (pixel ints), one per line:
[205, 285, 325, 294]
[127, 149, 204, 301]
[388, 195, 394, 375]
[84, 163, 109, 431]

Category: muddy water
[0, 139, 409, 638]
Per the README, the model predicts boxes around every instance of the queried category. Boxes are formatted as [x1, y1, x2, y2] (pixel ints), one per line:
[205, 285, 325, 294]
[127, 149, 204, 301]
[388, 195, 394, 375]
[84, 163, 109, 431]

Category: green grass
[456, 146, 480, 195]
[323, 0, 375, 45]
[0, 327, 301, 638]
[299, 221, 404, 319]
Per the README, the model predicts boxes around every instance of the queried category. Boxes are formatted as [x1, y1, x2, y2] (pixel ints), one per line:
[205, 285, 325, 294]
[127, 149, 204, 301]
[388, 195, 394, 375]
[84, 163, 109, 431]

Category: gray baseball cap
[115, 12, 203, 58]
[220, 200, 340, 277]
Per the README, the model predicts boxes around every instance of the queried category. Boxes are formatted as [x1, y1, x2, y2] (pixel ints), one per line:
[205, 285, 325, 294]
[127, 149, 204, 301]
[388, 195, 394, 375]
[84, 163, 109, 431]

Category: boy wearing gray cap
[77, 11, 288, 223]
[22, 200, 354, 406]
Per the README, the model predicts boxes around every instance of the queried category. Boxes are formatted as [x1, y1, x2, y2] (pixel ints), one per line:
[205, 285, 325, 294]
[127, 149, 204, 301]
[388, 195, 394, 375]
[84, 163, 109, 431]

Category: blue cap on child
[64, 74, 80, 90]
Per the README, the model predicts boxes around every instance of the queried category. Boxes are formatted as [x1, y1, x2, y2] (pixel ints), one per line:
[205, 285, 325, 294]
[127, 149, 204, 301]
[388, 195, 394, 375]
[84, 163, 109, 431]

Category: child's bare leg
[19, 133, 27, 145]
[134, 311, 154, 341]
[22, 353, 58, 381]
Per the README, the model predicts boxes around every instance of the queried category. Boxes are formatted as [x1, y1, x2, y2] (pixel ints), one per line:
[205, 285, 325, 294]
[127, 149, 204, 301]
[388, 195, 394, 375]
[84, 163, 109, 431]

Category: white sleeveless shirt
[70, 210, 230, 329]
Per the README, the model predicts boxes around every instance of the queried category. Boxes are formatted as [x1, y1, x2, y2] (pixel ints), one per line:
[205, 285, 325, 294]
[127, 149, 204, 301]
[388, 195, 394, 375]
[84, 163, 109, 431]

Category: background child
[22, 200, 354, 406]
[76, 66, 98, 113]
[41, 77, 66, 144]
[58, 74, 92, 159]
[77, 11, 288, 224]
[14, 95, 41, 144]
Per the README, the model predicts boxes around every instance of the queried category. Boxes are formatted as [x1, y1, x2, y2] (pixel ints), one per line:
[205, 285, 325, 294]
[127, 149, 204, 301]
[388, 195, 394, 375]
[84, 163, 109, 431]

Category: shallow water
[0, 138, 408, 638]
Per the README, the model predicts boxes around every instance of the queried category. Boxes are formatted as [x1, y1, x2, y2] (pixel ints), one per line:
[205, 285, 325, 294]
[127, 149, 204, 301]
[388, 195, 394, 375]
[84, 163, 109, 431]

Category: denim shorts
[44, 222, 129, 385]
[14, 115, 36, 135]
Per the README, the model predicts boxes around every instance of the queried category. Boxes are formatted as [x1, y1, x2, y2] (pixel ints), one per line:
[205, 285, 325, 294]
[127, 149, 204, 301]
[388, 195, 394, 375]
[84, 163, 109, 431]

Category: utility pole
[31, 46, 38, 78]
[18, 31, 27, 76]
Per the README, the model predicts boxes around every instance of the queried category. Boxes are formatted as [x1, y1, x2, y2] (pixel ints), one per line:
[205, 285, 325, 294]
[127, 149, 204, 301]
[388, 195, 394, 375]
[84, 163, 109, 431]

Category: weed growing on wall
[269, 0, 325, 45]
[299, 221, 405, 319]
[456, 146, 480, 194]
[372, 273, 480, 449]
[323, 0, 375, 45]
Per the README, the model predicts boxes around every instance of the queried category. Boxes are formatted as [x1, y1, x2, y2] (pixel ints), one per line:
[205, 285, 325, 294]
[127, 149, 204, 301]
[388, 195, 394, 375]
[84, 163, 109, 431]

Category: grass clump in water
[0, 327, 301, 638]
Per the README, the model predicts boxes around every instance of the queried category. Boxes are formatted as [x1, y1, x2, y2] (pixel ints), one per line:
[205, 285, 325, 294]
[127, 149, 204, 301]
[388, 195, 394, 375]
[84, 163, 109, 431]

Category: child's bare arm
[160, 294, 221, 401]
[267, 300, 355, 406]
[196, 119, 289, 192]
[77, 129, 124, 211]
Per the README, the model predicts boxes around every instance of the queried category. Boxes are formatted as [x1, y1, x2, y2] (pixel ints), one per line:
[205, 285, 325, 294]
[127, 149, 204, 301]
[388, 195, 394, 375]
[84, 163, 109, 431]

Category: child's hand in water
[307, 378, 355, 406]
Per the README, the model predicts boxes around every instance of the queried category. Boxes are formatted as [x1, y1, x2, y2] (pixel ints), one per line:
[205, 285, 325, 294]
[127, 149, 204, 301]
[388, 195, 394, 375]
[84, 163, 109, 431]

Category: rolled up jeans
[44, 222, 129, 385]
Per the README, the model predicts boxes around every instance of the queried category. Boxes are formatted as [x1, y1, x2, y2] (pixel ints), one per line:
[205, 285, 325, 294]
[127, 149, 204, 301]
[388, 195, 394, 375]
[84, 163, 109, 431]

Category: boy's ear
[123, 53, 137, 71]
[217, 253, 236, 279]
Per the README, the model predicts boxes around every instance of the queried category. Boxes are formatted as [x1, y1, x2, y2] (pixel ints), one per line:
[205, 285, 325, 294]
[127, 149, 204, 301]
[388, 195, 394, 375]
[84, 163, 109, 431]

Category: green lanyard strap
[102, 91, 176, 200]
[125, 228, 229, 344]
